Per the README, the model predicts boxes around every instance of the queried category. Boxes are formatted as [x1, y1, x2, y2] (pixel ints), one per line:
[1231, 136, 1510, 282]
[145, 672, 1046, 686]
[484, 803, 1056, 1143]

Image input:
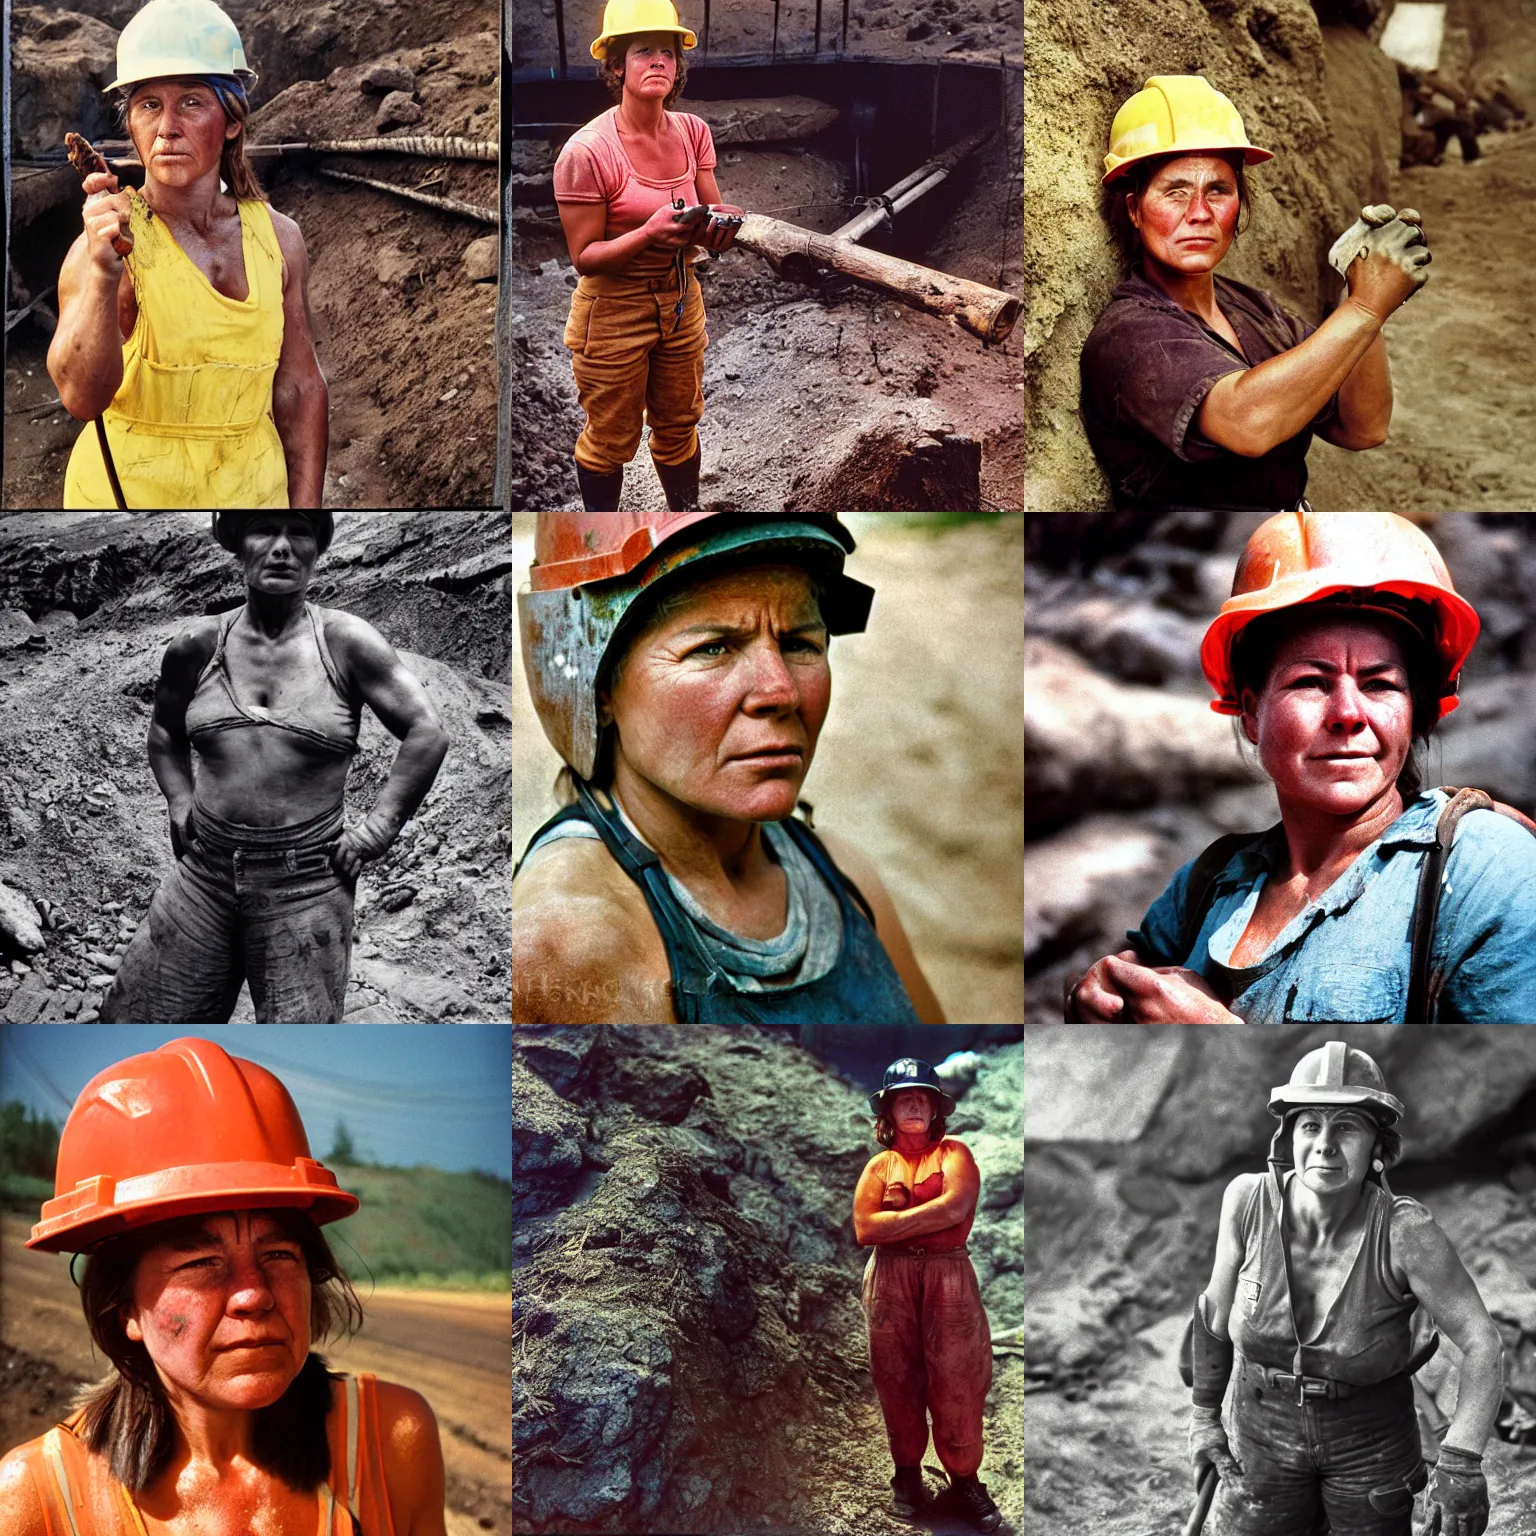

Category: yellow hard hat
[590, 0, 697, 61]
[107, 0, 257, 92]
[1102, 75, 1272, 185]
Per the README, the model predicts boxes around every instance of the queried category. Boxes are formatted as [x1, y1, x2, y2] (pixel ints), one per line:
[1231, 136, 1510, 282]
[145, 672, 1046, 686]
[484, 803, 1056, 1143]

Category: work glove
[1418, 1446, 1489, 1536]
[881, 1183, 912, 1210]
[1188, 1404, 1241, 1487]
[1328, 204, 1430, 284]
[331, 816, 396, 881]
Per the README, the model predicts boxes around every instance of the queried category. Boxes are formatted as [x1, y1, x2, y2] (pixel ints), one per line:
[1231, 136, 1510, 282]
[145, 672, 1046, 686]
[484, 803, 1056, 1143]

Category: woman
[513, 510, 945, 1024]
[1067, 510, 1536, 1023]
[552, 0, 743, 512]
[49, 0, 327, 509]
[0, 1036, 446, 1534]
[1188, 1041, 1501, 1535]
[1080, 75, 1430, 513]
[101, 513, 450, 1024]
[852, 1058, 999, 1533]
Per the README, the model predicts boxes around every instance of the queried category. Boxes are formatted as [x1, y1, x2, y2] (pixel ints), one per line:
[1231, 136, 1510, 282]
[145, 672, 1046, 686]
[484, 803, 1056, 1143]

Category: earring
[1372, 1159, 1384, 1172]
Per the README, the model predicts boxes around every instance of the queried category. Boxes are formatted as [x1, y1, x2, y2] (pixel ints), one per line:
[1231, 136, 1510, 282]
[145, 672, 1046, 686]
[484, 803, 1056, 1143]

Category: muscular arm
[852, 1142, 979, 1246]
[269, 210, 329, 509]
[47, 232, 128, 421]
[376, 1382, 448, 1536]
[148, 621, 217, 854]
[1201, 1174, 1256, 1339]
[511, 892, 675, 1024]
[330, 614, 449, 860]
[1322, 330, 1393, 450]
[1393, 1204, 1504, 1456]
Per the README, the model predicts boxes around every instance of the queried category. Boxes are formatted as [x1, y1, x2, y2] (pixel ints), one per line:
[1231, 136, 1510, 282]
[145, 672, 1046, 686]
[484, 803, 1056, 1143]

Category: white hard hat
[107, 0, 257, 94]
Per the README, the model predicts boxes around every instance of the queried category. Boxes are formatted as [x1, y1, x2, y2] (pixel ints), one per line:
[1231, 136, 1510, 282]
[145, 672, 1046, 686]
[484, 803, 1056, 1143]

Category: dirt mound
[0, 512, 510, 1024]
[513, 1026, 1022, 1535]
[1024, 8, 1401, 508]
[11, 6, 120, 156]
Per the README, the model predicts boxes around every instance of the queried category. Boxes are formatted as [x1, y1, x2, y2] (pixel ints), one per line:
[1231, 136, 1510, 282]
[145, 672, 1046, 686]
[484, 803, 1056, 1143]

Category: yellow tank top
[63, 188, 289, 510]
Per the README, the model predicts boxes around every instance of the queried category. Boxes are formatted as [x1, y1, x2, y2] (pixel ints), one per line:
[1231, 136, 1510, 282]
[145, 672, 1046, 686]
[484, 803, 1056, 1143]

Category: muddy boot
[576, 464, 623, 511]
[946, 1473, 1001, 1532]
[653, 448, 701, 511]
[888, 1465, 926, 1522]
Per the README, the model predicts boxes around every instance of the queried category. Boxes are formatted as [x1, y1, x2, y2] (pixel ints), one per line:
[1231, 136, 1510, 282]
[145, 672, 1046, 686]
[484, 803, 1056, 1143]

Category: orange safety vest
[11, 1372, 391, 1536]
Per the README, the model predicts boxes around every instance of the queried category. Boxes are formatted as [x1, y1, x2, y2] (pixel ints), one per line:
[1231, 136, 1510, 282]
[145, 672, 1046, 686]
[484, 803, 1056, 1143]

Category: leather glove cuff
[1191, 1295, 1234, 1409]
[1435, 1446, 1484, 1474]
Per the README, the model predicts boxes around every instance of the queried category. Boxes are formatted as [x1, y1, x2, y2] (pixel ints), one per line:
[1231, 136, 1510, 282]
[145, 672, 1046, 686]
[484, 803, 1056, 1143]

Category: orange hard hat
[1200, 512, 1480, 720]
[28, 1037, 359, 1254]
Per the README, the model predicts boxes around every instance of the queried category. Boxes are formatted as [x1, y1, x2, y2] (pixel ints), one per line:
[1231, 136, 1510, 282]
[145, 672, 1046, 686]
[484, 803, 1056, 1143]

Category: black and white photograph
[0, 511, 511, 1023]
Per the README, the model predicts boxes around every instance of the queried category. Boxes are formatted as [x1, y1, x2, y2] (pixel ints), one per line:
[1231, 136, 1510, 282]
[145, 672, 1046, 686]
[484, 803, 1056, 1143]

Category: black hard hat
[213, 512, 334, 555]
[868, 1057, 956, 1117]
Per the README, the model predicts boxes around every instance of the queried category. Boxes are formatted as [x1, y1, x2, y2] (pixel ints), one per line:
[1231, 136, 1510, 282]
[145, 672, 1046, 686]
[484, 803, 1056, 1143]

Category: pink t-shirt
[554, 106, 718, 277]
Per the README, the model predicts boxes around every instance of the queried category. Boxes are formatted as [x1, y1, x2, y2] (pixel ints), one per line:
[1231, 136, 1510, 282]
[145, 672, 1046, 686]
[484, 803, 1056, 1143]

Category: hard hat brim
[1268, 1086, 1403, 1127]
[591, 26, 698, 59]
[107, 65, 258, 93]
[868, 1084, 958, 1118]
[1102, 143, 1273, 186]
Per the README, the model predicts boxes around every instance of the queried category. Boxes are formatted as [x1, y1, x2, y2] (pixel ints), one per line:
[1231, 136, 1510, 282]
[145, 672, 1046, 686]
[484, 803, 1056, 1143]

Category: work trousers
[100, 800, 354, 1024]
[564, 267, 708, 474]
[861, 1245, 993, 1478]
[1213, 1358, 1424, 1536]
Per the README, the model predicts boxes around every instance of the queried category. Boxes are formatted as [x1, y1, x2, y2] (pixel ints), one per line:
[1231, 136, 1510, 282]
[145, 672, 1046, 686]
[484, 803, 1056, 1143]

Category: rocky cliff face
[513, 1026, 1022, 1535]
[0, 511, 510, 1023]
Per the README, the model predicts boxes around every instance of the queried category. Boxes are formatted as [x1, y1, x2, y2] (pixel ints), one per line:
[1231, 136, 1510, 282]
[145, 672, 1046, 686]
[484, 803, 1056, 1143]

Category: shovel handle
[1183, 1464, 1217, 1536]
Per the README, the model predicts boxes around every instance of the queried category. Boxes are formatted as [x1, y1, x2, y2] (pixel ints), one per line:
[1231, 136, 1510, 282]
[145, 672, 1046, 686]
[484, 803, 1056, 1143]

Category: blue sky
[0, 1026, 511, 1180]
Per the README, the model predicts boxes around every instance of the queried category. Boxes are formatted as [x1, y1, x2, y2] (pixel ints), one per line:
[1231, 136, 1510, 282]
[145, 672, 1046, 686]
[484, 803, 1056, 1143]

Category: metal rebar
[315, 166, 499, 222]
[555, 0, 567, 78]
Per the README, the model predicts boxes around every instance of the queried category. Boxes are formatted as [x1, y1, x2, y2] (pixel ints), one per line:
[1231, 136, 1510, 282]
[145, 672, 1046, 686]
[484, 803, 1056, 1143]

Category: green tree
[0, 1101, 60, 1178]
[328, 1120, 356, 1165]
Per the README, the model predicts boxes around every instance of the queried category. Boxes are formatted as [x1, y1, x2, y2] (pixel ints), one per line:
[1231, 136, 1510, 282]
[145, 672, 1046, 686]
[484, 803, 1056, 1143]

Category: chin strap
[1190, 1293, 1234, 1409]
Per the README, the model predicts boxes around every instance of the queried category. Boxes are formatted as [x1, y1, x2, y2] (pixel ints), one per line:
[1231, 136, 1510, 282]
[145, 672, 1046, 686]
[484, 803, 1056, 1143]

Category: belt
[1253, 1362, 1366, 1403]
[881, 1243, 968, 1258]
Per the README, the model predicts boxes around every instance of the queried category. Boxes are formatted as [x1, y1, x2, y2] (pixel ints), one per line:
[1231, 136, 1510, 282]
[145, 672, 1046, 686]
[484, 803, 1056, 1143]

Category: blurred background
[1025, 1024, 1536, 1536]
[513, 512, 1026, 1025]
[0, 1023, 511, 1535]
[1024, 510, 1536, 1023]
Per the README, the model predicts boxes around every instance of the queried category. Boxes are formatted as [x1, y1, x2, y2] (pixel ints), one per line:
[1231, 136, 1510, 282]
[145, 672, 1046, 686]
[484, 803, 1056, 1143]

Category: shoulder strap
[513, 802, 602, 879]
[347, 1373, 361, 1514]
[1404, 787, 1536, 1023]
[306, 604, 352, 701]
[41, 1430, 86, 1536]
[1167, 828, 1276, 964]
[775, 817, 879, 931]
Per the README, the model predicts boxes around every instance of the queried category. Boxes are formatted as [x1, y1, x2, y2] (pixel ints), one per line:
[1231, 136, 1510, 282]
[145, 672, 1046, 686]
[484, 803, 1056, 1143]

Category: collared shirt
[1079, 264, 1341, 511]
[1128, 789, 1536, 1023]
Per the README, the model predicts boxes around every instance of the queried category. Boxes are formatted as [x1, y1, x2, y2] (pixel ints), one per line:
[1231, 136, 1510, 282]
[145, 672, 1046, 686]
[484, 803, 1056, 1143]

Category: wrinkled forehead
[1145, 152, 1241, 191]
[1290, 1105, 1377, 1132]
[129, 76, 217, 105]
[1267, 610, 1410, 670]
[653, 564, 824, 631]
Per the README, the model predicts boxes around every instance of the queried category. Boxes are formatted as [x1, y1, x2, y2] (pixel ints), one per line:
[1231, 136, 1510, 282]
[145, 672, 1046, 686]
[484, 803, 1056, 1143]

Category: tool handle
[66, 131, 133, 258]
[1182, 1464, 1217, 1536]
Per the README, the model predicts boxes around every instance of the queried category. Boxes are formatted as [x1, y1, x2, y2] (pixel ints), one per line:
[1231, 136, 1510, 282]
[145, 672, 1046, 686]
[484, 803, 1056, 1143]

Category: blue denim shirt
[1128, 789, 1536, 1023]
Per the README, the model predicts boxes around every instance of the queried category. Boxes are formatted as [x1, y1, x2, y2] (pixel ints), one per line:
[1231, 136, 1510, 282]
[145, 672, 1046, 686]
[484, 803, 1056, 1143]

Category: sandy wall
[1024, 0, 1401, 509]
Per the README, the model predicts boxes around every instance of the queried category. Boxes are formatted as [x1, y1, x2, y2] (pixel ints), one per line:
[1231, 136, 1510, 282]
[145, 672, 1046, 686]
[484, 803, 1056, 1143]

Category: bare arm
[147, 621, 218, 856]
[853, 1141, 979, 1246]
[269, 210, 328, 509]
[1321, 331, 1393, 450]
[1393, 1204, 1504, 1455]
[557, 197, 702, 277]
[511, 898, 675, 1024]
[47, 230, 129, 421]
[328, 614, 449, 875]
[1202, 1175, 1257, 1338]
[376, 1382, 448, 1536]
[0, 1448, 49, 1536]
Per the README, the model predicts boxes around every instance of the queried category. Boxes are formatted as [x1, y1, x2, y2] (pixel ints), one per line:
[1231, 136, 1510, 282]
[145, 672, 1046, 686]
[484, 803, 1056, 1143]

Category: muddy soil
[1, 1216, 511, 1533]
[513, 1025, 1023, 1535]
[512, 512, 1025, 1027]
[0, 511, 511, 1024]
[1307, 126, 1536, 512]
[3, 0, 498, 511]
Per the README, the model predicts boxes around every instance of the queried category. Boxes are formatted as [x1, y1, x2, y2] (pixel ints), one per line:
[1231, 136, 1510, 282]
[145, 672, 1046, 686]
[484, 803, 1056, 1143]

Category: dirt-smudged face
[889, 1087, 937, 1139]
[1291, 1106, 1379, 1198]
[241, 515, 320, 596]
[1241, 615, 1414, 817]
[123, 1211, 312, 1412]
[1128, 153, 1241, 276]
[127, 77, 238, 190]
[605, 565, 831, 823]
[622, 32, 679, 99]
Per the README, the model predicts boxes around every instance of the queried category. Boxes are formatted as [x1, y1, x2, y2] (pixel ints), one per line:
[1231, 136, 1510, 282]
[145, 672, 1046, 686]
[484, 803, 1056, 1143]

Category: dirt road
[0, 1214, 510, 1529]
[1308, 127, 1536, 511]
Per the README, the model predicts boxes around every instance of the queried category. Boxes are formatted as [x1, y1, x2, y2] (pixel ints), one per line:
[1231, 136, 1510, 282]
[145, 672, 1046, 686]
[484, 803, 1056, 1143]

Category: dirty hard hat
[1102, 75, 1273, 185]
[107, 0, 258, 93]
[1200, 511, 1480, 720]
[213, 511, 335, 555]
[1269, 1040, 1403, 1128]
[518, 513, 875, 782]
[28, 1037, 359, 1254]
[590, 0, 698, 59]
[869, 1058, 957, 1118]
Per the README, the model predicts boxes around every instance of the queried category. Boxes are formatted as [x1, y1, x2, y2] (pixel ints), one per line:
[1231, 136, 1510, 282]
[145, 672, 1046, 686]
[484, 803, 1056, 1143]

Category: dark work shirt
[1079, 264, 1341, 511]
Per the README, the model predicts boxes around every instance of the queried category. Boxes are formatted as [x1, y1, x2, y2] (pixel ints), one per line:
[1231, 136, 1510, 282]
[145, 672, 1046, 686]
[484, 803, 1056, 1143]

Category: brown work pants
[564, 267, 708, 474]
[862, 1245, 993, 1477]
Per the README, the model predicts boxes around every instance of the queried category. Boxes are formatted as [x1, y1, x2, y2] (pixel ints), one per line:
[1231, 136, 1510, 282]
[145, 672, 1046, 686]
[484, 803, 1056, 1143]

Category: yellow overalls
[64, 188, 289, 509]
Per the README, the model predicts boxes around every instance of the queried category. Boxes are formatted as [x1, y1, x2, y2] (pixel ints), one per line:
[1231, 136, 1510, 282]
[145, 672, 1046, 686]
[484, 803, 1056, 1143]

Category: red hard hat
[1200, 512, 1480, 720]
[28, 1037, 359, 1254]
